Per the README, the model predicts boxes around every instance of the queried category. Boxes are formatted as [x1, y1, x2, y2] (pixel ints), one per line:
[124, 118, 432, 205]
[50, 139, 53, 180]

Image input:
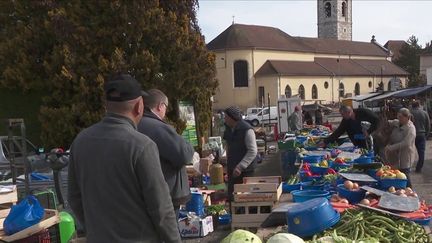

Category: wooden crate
[231, 201, 275, 231]
[234, 176, 282, 202]
[0, 185, 18, 209]
[0, 209, 60, 242]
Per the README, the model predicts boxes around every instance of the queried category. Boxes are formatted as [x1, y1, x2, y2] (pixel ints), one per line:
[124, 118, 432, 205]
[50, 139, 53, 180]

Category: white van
[244, 106, 278, 126]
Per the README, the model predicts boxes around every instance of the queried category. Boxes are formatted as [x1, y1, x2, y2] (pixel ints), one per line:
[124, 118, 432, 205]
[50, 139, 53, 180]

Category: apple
[396, 172, 407, 179]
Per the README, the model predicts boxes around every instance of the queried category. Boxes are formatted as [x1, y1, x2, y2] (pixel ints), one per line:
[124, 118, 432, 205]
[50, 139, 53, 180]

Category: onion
[330, 194, 340, 202]
[388, 186, 396, 193]
[359, 199, 370, 206]
[339, 199, 349, 204]
[400, 193, 408, 197]
[352, 183, 359, 190]
[399, 189, 406, 194]
[406, 187, 413, 193]
[344, 180, 354, 190]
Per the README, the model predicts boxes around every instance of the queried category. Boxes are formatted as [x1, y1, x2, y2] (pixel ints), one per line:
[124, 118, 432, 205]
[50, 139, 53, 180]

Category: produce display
[376, 166, 407, 179]
[310, 209, 430, 242]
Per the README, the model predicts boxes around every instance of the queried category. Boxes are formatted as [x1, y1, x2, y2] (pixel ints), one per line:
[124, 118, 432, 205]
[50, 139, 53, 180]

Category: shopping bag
[3, 195, 45, 235]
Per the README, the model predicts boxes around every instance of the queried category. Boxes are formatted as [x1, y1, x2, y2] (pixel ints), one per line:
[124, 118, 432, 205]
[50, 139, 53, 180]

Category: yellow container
[209, 163, 224, 185]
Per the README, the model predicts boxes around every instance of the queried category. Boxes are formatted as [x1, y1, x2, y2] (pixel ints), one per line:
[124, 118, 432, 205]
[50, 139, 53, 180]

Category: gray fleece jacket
[68, 113, 180, 243]
[138, 109, 194, 206]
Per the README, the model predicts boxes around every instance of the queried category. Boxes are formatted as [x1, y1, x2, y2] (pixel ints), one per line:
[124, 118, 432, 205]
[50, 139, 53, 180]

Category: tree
[0, 1, 217, 148]
[394, 35, 425, 87]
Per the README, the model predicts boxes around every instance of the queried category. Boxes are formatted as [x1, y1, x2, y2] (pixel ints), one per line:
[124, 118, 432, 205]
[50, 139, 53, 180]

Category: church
[207, 0, 408, 110]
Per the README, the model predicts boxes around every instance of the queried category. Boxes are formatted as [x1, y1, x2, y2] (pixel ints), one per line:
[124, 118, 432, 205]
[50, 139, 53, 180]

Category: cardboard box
[179, 215, 214, 238]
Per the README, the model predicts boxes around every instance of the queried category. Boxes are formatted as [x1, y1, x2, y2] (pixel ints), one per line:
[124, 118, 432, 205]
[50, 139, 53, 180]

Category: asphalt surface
[182, 140, 432, 242]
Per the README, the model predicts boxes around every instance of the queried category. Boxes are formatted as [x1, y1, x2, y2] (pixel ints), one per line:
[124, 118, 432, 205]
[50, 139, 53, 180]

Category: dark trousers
[399, 168, 412, 188]
[415, 134, 426, 172]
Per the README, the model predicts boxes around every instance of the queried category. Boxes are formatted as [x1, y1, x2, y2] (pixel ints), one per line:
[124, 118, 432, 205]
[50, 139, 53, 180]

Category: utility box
[277, 97, 301, 134]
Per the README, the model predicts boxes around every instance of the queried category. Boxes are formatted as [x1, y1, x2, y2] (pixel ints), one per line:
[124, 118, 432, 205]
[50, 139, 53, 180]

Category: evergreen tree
[394, 35, 424, 87]
[0, 1, 217, 148]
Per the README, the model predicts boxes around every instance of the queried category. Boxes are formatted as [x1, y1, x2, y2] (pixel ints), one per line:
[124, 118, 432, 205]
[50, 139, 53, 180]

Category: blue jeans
[415, 134, 426, 172]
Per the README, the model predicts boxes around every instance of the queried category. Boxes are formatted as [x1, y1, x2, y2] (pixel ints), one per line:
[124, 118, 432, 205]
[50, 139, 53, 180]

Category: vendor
[223, 106, 258, 202]
[320, 105, 379, 149]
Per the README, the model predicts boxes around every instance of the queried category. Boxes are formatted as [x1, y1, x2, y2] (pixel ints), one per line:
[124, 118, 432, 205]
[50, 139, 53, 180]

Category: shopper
[68, 74, 180, 243]
[321, 105, 379, 148]
[315, 108, 324, 125]
[411, 101, 430, 173]
[223, 106, 258, 201]
[303, 110, 313, 125]
[288, 106, 303, 132]
[385, 108, 417, 188]
[138, 89, 194, 219]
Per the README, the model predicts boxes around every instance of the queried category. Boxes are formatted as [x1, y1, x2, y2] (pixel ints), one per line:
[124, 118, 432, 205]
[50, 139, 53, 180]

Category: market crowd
[66, 73, 430, 242]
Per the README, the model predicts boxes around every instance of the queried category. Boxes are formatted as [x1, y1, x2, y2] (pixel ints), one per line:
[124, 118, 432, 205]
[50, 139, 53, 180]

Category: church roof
[255, 58, 408, 77]
[352, 59, 409, 76]
[255, 60, 331, 76]
[207, 24, 315, 52]
[207, 24, 389, 57]
[297, 37, 389, 57]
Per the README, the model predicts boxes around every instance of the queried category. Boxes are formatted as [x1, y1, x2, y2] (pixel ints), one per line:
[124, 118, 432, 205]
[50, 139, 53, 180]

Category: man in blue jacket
[68, 74, 180, 243]
[138, 89, 195, 219]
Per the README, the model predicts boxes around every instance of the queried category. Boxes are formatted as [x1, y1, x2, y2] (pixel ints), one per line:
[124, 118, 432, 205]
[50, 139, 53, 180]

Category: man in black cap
[68, 74, 181, 243]
[223, 106, 258, 201]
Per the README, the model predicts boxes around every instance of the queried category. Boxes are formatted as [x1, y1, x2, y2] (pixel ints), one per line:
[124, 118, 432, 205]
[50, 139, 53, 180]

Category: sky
[197, 0, 432, 46]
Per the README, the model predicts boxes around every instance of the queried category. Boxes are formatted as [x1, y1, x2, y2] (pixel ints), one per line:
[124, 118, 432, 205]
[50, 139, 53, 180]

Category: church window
[285, 85, 292, 98]
[325, 2, 331, 17]
[342, 1, 347, 17]
[234, 60, 248, 87]
[368, 81, 372, 88]
[298, 85, 305, 100]
[324, 81, 329, 89]
[312, 84, 318, 99]
[355, 83, 360, 96]
[339, 82, 345, 97]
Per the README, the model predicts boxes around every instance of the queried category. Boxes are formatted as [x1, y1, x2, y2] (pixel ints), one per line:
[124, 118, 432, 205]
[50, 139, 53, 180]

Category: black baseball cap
[104, 74, 149, 101]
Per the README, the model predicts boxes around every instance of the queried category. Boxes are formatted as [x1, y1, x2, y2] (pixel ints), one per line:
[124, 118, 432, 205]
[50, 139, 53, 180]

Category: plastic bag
[4, 195, 44, 235]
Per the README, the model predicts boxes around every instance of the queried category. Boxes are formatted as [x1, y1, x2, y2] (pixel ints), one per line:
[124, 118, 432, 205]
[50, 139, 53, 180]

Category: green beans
[308, 208, 431, 243]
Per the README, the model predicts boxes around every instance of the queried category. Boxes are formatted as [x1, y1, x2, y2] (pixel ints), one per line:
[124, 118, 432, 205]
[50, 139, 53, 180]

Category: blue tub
[354, 156, 373, 164]
[410, 217, 431, 226]
[336, 184, 366, 204]
[301, 181, 326, 190]
[310, 165, 330, 175]
[282, 182, 302, 193]
[379, 178, 407, 190]
[302, 155, 323, 163]
[291, 190, 331, 203]
[218, 214, 231, 225]
[286, 198, 340, 237]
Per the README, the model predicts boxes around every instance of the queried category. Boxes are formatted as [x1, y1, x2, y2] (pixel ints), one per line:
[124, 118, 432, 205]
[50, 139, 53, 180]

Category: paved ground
[182, 140, 432, 242]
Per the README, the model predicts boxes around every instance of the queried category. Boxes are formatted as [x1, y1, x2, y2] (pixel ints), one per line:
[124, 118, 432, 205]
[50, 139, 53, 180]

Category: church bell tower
[317, 0, 352, 41]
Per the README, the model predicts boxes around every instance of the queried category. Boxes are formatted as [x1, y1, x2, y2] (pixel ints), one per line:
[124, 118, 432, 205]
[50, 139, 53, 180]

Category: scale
[361, 186, 420, 212]
[339, 173, 377, 182]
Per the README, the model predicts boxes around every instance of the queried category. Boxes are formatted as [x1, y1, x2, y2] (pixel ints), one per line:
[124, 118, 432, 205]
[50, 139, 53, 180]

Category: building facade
[207, 24, 408, 111]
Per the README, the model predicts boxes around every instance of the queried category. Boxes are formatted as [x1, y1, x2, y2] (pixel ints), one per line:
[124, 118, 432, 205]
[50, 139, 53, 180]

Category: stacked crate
[231, 176, 282, 230]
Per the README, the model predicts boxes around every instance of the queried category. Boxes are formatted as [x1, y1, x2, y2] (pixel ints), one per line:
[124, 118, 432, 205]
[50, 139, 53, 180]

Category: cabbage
[266, 233, 304, 243]
[221, 229, 262, 243]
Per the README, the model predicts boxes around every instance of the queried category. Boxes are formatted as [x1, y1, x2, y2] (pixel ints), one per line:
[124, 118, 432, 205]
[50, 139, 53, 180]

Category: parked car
[244, 106, 278, 126]
[0, 136, 47, 180]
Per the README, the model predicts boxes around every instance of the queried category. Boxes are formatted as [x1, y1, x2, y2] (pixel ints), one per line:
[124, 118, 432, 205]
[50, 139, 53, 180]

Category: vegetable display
[311, 209, 430, 242]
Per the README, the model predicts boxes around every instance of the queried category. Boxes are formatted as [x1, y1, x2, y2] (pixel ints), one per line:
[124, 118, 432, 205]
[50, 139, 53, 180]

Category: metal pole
[267, 93, 271, 126]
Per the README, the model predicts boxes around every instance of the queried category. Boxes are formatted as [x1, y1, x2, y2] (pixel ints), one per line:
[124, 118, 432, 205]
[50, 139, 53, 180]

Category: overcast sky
[197, 0, 432, 46]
